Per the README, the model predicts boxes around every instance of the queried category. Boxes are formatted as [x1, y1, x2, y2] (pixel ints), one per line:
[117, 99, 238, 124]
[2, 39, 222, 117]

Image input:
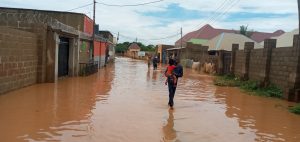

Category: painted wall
[79, 41, 91, 63]
[84, 16, 93, 35]
[94, 41, 107, 67]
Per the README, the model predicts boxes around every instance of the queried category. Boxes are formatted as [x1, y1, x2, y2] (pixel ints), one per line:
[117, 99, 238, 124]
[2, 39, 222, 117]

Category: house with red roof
[175, 24, 284, 48]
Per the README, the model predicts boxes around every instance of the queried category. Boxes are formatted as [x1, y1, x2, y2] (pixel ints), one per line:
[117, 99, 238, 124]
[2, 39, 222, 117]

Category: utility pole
[117, 32, 119, 43]
[180, 27, 183, 60]
[298, 0, 300, 35]
[135, 37, 138, 43]
[92, 0, 96, 60]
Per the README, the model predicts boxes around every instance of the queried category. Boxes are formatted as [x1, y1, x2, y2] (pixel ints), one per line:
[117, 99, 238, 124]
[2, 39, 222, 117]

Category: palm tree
[240, 25, 248, 36]
[239, 25, 253, 37]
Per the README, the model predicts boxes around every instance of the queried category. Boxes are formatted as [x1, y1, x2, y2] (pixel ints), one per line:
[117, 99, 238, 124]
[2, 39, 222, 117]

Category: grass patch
[214, 75, 283, 98]
[214, 75, 241, 87]
[289, 104, 300, 115]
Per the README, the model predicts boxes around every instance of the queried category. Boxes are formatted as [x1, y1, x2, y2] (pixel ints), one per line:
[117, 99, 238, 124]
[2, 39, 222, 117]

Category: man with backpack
[165, 58, 183, 108]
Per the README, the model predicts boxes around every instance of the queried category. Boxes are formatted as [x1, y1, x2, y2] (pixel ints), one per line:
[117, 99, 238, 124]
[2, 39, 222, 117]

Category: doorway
[58, 37, 69, 77]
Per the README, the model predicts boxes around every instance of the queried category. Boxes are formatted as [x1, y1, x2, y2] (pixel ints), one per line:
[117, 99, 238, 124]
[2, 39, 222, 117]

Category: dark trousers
[153, 63, 157, 70]
[168, 79, 177, 107]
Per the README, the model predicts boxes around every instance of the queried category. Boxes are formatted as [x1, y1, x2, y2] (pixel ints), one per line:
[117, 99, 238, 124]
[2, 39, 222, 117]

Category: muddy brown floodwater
[0, 57, 300, 142]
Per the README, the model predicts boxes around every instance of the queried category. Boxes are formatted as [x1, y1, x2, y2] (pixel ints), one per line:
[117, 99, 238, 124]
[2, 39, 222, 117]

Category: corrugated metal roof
[188, 38, 208, 45]
[272, 29, 299, 48]
[207, 33, 263, 51]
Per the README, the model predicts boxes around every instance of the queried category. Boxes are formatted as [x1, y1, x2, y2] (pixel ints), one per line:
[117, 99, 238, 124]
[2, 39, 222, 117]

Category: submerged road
[0, 57, 300, 142]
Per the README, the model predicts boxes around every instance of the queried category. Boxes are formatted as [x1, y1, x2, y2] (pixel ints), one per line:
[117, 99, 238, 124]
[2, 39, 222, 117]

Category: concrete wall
[182, 42, 208, 62]
[0, 7, 85, 31]
[232, 37, 300, 101]
[248, 48, 266, 81]
[79, 40, 91, 63]
[94, 41, 107, 67]
[269, 47, 299, 90]
[234, 50, 246, 77]
[0, 27, 38, 94]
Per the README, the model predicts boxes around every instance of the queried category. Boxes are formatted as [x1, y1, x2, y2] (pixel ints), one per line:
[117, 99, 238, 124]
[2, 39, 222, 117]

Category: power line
[191, 0, 230, 30]
[111, 31, 180, 42]
[192, 0, 240, 39]
[147, 33, 180, 40]
[97, 0, 164, 7]
[66, 3, 94, 12]
[211, 0, 241, 25]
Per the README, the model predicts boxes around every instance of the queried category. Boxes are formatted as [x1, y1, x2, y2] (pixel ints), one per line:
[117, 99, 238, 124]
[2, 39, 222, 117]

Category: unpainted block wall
[0, 27, 38, 94]
[248, 48, 266, 81]
[269, 47, 299, 90]
[234, 50, 246, 77]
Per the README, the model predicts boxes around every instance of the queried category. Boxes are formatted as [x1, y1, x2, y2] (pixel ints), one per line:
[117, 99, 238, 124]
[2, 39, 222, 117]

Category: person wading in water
[165, 59, 183, 108]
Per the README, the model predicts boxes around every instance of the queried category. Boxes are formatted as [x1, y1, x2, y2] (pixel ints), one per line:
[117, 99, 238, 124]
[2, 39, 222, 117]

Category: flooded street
[1, 57, 300, 142]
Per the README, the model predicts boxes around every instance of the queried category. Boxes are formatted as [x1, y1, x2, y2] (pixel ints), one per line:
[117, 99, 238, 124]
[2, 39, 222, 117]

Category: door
[58, 37, 69, 77]
[223, 52, 232, 74]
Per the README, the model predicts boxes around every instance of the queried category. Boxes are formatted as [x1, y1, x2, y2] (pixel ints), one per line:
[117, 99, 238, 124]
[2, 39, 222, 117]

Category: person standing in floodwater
[147, 55, 151, 69]
[153, 56, 158, 70]
[165, 58, 183, 108]
[165, 59, 176, 108]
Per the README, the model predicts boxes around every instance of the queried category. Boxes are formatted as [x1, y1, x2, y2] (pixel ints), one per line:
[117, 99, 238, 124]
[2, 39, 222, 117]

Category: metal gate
[58, 37, 69, 77]
[222, 52, 232, 74]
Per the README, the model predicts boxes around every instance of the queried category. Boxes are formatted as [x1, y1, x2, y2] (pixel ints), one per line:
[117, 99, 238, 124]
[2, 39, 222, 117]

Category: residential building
[126, 43, 141, 59]
[206, 33, 263, 51]
[156, 44, 174, 63]
[0, 7, 107, 94]
[269, 29, 298, 48]
[175, 24, 285, 47]
[175, 24, 235, 47]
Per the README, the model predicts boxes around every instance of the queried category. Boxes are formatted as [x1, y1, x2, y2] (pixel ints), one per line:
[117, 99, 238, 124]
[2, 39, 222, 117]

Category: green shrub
[214, 75, 241, 87]
[214, 75, 283, 98]
[289, 104, 300, 115]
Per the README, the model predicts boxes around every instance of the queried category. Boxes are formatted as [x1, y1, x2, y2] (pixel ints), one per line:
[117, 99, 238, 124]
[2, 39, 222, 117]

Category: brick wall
[248, 49, 266, 81]
[0, 27, 38, 94]
[269, 47, 298, 90]
[234, 50, 246, 77]
[231, 37, 300, 101]
[183, 42, 209, 62]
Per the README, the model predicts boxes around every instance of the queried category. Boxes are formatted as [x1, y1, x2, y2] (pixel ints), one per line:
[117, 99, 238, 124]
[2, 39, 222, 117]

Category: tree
[115, 42, 155, 53]
[239, 25, 253, 38]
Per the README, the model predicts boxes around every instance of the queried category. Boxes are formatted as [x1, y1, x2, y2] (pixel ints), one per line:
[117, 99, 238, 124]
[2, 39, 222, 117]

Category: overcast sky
[0, 0, 298, 45]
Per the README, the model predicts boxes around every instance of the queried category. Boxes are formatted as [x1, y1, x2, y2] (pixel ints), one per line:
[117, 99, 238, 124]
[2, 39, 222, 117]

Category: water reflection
[0, 63, 115, 142]
[1, 58, 300, 142]
[215, 87, 300, 142]
[162, 109, 177, 142]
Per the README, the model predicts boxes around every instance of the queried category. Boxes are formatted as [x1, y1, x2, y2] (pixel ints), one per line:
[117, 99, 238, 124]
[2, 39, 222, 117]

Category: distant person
[147, 55, 152, 69]
[153, 56, 158, 70]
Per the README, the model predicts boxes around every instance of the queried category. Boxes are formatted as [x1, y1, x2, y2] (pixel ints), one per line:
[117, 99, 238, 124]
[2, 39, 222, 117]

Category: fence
[181, 35, 300, 102]
[79, 61, 99, 76]
[229, 36, 300, 102]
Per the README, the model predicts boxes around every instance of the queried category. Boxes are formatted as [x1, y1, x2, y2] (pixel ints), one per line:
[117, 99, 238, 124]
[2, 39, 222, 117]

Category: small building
[269, 29, 298, 48]
[206, 33, 262, 51]
[175, 24, 284, 48]
[0, 7, 107, 94]
[126, 43, 141, 59]
[94, 30, 115, 67]
[156, 44, 174, 64]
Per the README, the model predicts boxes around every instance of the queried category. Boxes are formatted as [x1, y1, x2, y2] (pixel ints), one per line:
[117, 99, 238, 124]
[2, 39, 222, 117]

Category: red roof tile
[175, 24, 235, 47]
[175, 24, 285, 46]
[250, 30, 285, 43]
